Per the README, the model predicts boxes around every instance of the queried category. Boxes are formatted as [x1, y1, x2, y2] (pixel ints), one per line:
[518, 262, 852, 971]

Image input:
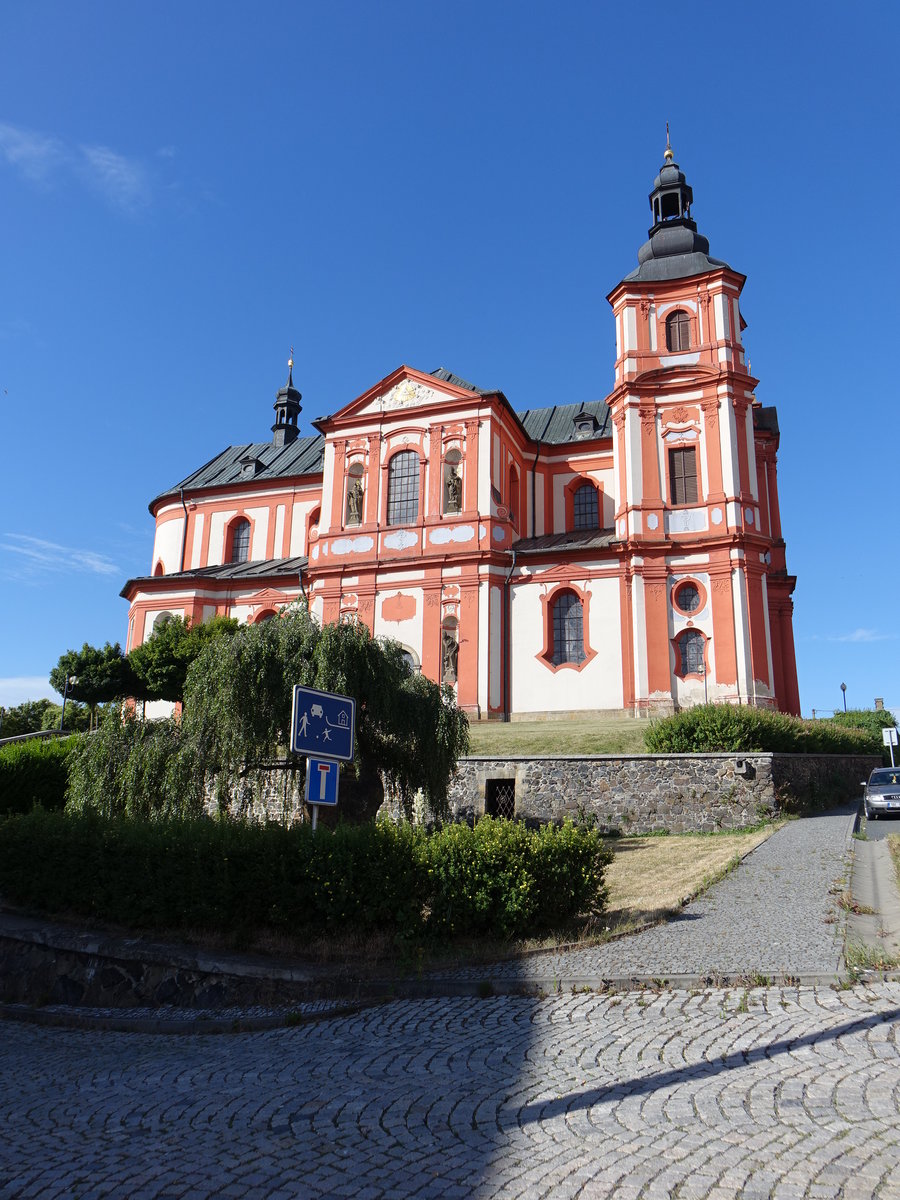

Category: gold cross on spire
[664, 122, 673, 162]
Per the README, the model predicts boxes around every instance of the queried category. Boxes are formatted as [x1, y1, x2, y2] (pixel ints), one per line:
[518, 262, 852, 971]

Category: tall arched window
[508, 464, 519, 528]
[665, 310, 691, 352]
[573, 482, 599, 530]
[387, 450, 420, 525]
[676, 629, 705, 677]
[551, 591, 586, 666]
[229, 518, 251, 564]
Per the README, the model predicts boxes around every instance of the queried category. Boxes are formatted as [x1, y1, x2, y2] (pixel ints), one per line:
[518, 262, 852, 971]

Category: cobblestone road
[2, 984, 900, 1199]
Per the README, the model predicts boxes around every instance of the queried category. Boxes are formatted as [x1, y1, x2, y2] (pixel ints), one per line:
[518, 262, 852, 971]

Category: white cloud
[1, 534, 119, 577]
[829, 628, 896, 644]
[0, 676, 60, 707]
[0, 121, 65, 182]
[79, 143, 151, 213]
[0, 119, 155, 214]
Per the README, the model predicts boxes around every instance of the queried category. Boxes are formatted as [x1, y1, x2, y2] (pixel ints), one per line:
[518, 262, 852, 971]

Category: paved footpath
[437, 807, 856, 989]
[2, 984, 899, 1199]
[2, 807, 899, 1198]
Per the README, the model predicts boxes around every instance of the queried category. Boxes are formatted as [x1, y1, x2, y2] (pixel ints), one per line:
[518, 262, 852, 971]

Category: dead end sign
[305, 757, 340, 806]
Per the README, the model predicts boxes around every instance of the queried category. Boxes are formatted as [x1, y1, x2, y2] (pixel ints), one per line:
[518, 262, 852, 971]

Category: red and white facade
[122, 146, 799, 719]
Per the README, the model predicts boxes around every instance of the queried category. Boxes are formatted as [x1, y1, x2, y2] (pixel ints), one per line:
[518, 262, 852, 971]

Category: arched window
[345, 463, 365, 526]
[573, 482, 599, 530]
[387, 450, 419, 525]
[255, 609, 276, 623]
[665, 310, 691, 352]
[551, 592, 586, 666]
[676, 629, 705, 677]
[443, 449, 463, 515]
[228, 518, 251, 564]
[152, 611, 174, 633]
[508, 464, 519, 528]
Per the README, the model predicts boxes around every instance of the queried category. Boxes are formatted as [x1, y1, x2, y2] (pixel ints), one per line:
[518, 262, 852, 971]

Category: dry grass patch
[466, 715, 650, 757]
[889, 834, 900, 885]
[602, 825, 779, 931]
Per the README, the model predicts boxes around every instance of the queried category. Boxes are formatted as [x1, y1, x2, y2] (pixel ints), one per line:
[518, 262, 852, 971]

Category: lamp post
[59, 675, 77, 732]
[840, 682, 847, 713]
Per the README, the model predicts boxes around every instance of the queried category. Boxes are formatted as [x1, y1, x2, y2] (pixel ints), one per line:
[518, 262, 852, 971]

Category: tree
[0, 699, 55, 738]
[49, 642, 134, 729]
[127, 615, 239, 704]
[180, 609, 469, 822]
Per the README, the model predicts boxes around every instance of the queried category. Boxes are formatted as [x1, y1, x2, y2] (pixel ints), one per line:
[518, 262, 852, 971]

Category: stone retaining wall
[448, 753, 878, 833]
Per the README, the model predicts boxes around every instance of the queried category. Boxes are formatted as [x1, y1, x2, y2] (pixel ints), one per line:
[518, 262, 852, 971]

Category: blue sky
[0, 1, 897, 716]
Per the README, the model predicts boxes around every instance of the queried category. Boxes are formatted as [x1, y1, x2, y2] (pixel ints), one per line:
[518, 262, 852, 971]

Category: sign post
[291, 685, 356, 828]
[883, 726, 898, 767]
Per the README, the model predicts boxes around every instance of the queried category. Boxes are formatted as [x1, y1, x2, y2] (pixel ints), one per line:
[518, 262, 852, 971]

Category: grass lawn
[466, 714, 651, 757]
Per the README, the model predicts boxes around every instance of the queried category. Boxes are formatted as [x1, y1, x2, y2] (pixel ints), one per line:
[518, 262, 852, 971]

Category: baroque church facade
[122, 141, 800, 719]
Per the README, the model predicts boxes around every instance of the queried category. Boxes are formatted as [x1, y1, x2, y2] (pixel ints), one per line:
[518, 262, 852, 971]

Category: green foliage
[0, 811, 609, 942]
[423, 818, 611, 938]
[39, 700, 92, 733]
[645, 704, 881, 755]
[49, 642, 135, 723]
[181, 610, 469, 821]
[829, 708, 897, 736]
[66, 710, 200, 820]
[0, 735, 80, 814]
[0, 699, 56, 738]
[127, 615, 239, 703]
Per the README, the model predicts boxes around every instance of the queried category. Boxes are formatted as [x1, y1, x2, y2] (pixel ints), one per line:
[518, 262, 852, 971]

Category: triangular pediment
[320, 365, 483, 428]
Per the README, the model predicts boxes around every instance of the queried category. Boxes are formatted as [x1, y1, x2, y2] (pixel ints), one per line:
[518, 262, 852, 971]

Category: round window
[674, 582, 701, 614]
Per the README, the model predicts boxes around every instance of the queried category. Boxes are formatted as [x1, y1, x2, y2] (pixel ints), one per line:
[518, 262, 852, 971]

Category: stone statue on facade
[445, 468, 462, 513]
[441, 629, 459, 684]
[347, 480, 364, 525]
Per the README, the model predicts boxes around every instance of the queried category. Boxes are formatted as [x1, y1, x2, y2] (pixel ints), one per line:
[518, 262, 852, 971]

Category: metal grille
[675, 582, 700, 613]
[666, 310, 691, 351]
[678, 629, 705, 675]
[669, 447, 698, 505]
[387, 451, 419, 525]
[551, 592, 586, 665]
[573, 483, 599, 530]
[230, 519, 250, 563]
[485, 779, 515, 820]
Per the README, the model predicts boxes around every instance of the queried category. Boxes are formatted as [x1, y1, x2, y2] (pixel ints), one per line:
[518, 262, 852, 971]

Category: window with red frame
[669, 447, 698, 505]
[229, 518, 251, 563]
[551, 591, 586, 665]
[676, 629, 705, 676]
[665, 310, 691, 352]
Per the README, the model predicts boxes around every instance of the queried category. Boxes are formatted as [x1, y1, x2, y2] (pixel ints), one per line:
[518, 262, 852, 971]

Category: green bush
[645, 704, 880, 755]
[0, 811, 609, 942]
[828, 709, 897, 738]
[0, 735, 80, 814]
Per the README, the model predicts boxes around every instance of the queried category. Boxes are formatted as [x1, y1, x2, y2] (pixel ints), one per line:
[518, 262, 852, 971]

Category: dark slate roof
[513, 528, 618, 555]
[120, 556, 308, 597]
[154, 436, 324, 504]
[754, 406, 779, 436]
[429, 367, 486, 393]
[516, 399, 612, 444]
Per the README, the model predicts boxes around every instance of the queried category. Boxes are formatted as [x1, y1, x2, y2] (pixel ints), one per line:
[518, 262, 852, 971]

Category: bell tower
[606, 134, 798, 716]
[272, 349, 303, 447]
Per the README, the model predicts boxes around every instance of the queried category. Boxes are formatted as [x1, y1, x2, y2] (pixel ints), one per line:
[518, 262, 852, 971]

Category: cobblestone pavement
[436, 809, 856, 986]
[1, 983, 899, 1199]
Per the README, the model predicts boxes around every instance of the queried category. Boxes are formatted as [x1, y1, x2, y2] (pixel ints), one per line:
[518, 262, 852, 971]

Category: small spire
[287, 345, 294, 387]
[664, 122, 674, 163]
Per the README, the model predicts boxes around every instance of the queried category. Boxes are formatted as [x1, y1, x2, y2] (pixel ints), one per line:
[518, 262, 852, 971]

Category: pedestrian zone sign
[305, 757, 340, 807]
[291, 684, 356, 763]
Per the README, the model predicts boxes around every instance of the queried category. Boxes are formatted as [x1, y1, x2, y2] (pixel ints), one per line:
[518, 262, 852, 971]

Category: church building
[121, 139, 800, 719]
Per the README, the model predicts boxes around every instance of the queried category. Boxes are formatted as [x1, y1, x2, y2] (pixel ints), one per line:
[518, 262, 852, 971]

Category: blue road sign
[305, 756, 340, 807]
[291, 684, 356, 762]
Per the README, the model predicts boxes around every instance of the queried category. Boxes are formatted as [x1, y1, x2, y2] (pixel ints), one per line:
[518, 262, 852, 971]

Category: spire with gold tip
[272, 346, 303, 447]
[664, 122, 674, 162]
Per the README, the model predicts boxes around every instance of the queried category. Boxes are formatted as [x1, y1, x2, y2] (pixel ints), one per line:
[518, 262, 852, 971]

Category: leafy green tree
[127, 615, 239, 703]
[179, 610, 470, 822]
[40, 701, 92, 733]
[49, 642, 135, 728]
[0, 699, 55, 738]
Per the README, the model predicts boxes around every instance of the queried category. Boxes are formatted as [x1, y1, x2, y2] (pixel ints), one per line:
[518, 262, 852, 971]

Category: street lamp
[59, 675, 78, 732]
[840, 682, 847, 713]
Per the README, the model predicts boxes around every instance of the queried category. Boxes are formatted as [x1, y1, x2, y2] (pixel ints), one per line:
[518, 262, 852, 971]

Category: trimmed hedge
[0, 735, 80, 814]
[0, 810, 610, 942]
[644, 704, 880, 755]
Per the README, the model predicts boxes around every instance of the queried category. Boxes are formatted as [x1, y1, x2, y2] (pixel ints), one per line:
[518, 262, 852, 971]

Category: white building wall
[273, 504, 286, 556]
[207, 510, 233, 567]
[247, 507, 269, 560]
[152, 518, 184, 575]
[189, 513, 205, 569]
[509, 575, 623, 713]
[488, 584, 502, 709]
[290, 499, 318, 557]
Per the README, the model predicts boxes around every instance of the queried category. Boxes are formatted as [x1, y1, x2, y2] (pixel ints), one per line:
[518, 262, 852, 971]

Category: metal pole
[311, 804, 318, 832]
[840, 682, 847, 712]
[59, 676, 70, 732]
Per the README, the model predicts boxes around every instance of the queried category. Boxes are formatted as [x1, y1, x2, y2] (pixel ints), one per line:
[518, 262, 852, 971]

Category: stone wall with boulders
[448, 753, 878, 833]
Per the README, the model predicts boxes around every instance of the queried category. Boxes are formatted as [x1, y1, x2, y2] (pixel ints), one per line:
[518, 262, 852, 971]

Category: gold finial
[664, 122, 674, 162]
[288, 345, 294, 371]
